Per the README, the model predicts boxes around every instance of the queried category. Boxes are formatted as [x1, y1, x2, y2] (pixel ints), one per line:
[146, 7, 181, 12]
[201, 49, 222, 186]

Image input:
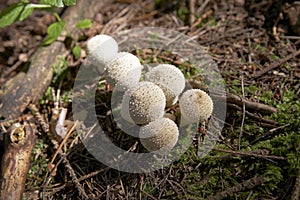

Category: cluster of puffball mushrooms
[87, 34, 213, 153]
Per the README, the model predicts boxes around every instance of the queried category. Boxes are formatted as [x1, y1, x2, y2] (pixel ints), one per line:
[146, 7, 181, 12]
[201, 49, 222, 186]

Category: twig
[224, 92, 277, 115]
[31, 104, 88, 199]
[212, 148, 286, 160]
[250, 123, 291, 144]
[197, 0, 211, 15]
[49, 120, 78, 166]
[1, 49, 35, 78]
[189, 0, 196, 26]
[188, 79, 278, 115]
[227, 103, 279, 127]
[252, 49, 300, 78]
[61, 153, 89, 200]
[157, 54, 193, 68]
[272, 13, 282, 42]
[206, 176, 265, 200]
[191, 9, 213, 29]
[238, 73, 246, 150]
[28, 103, 59, 148]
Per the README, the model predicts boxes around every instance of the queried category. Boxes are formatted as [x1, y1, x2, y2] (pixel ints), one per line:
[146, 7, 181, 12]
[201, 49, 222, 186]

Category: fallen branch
[0, 121, 37, 200]
[206, 176, 265, 200]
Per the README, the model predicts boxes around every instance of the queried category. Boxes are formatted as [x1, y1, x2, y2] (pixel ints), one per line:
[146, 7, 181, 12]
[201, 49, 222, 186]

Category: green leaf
[47, 21, 65, 38]
[43, 21, 65, 45]
[0, 3, 26, 28]
[39, 0, 64, 7]
[72, 45, 81, 59]
[43, 35, 57, 45]
[63, 0, 76, 6]
[19, 5, 34, 21]
[0, 2, 37, 28]
[39, 0, 76, 7]
[75, 19, 92, 29]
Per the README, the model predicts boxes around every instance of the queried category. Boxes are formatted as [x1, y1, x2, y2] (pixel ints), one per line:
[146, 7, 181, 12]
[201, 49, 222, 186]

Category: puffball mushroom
[105, 52, 142, 89]
[127, 81, 166, 125]
[145, 64, 185, 107]
[87, 34, 118, 73]
[140, 118, 179, 152]
[179, 89, 213, 123]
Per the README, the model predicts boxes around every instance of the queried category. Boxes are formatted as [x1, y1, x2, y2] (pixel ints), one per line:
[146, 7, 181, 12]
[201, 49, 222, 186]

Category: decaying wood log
[0, 122, 37, 200]
[0, 0, 110, 120]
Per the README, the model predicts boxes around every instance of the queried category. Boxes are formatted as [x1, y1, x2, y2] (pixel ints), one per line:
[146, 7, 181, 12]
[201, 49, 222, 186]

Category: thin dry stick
[197, 0, 211, 15]
[238, 73, 246, 150]
[206, 176, 265, 200]
[188, 79, 278, 115]
[50, 120, 79, 165]
[227, 103, 279, 126]
[225, 92, 277, 114]
[252, 49, 300, 78]
[191, 9, 213, 29]
[212, 148, 286, 160]
[61, 154, 89, 200]
[189, 0, 196, 26]
[37, 117, 88, 200]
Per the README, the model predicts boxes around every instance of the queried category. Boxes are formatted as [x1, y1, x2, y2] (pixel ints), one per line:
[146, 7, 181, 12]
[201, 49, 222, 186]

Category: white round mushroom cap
[128, 81, 166, 125]
[87, 34, 118, 73]
[145, 64, 185, 107]
[140, 118, 179, 152]
[179, 89, 213, 123]
[105, 52, 142, 90]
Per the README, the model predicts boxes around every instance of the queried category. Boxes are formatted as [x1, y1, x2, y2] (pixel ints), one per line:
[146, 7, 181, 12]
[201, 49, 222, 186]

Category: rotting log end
[0, 122, 37, 200]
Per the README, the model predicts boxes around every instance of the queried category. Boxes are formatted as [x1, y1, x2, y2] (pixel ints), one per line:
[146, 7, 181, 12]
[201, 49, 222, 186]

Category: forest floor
[0, 0, 300, 199]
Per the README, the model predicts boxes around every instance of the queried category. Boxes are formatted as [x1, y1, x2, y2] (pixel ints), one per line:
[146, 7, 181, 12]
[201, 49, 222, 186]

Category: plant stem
[53, 11, 62, 22]
[27, 3, 52, 9]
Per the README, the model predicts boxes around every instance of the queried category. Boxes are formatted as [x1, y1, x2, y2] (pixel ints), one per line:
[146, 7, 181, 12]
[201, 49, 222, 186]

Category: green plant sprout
[0, 0, 92, 49]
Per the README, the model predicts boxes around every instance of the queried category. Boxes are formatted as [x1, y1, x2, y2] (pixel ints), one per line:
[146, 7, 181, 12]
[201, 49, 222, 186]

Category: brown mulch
[0, 0, 300, 199]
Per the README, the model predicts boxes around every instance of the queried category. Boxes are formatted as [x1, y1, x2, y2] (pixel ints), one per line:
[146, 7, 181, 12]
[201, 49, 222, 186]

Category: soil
[0, 0, 299, 199]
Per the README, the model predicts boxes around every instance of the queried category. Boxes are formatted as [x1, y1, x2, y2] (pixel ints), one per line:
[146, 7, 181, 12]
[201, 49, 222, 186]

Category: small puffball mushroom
[128, 81, 166, 125]
[87, 34, 118, 73]
[145, 64, 185, 107]
[105, 52, 142, 89]
[179, 89, 213, 123]
[140, 118, 179, 152]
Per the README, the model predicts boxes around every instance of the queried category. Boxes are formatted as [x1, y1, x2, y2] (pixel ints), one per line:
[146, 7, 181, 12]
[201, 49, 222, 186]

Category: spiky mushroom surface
[105, 52, 142, 90]
[87, 34, 118, 73]
[179, 89, 213, 123]
[127, 81, 166, 125]
[145, 64, 185, 107]
[140, 118, 179, 152]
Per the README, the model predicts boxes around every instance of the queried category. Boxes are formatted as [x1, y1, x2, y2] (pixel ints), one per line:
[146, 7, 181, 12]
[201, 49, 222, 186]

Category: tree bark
[0, 122, 37, 200]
